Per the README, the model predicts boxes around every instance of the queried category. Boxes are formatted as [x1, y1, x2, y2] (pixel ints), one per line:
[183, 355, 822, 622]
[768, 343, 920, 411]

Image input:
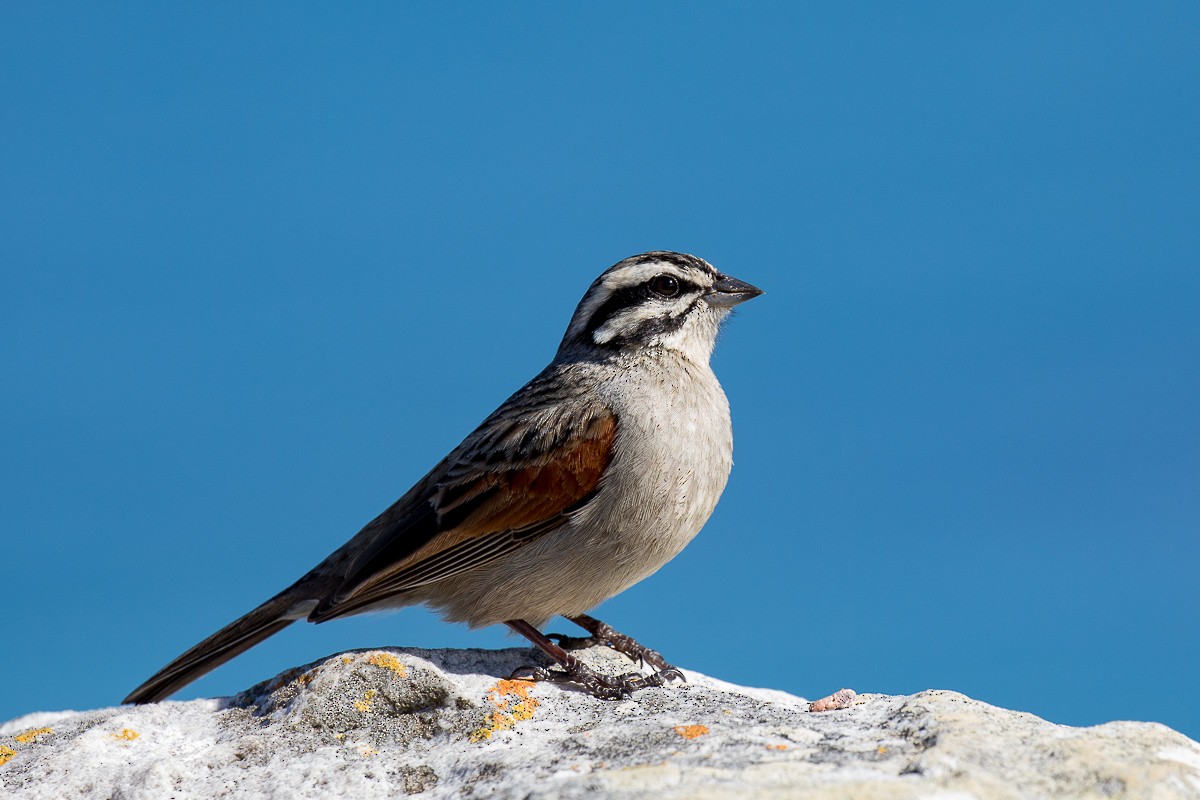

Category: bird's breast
[585, 357, 734, 564]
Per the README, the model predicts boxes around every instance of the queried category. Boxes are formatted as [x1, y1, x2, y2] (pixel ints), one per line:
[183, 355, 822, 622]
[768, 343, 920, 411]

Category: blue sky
[2, 4, 1197, 738]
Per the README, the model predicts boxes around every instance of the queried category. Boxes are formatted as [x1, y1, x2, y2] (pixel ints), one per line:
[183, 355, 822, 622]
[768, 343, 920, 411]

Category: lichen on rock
[1, 646, 1198, 799]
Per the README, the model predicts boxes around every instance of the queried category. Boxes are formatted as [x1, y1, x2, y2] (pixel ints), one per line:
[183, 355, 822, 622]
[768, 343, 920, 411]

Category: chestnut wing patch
[310, 411, 617, 622]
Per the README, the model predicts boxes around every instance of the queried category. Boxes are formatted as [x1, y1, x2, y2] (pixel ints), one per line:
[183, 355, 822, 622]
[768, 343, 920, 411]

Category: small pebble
[808, 688, 857, 713]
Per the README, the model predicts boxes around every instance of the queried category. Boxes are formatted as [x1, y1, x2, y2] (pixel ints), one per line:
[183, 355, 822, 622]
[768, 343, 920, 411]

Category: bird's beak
[705, 275, 764, 308]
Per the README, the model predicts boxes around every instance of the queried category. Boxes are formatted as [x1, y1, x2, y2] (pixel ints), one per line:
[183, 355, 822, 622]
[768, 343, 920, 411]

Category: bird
[124, 251, 762, 704]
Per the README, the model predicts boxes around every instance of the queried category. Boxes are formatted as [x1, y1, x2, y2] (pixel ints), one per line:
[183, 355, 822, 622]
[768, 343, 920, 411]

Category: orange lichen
[766, 744, 789, 751]
[14, 728, 51, 744]
[112, 729, 139, 741]
[366, 652, 408, 678]
[0, 746, 16, 766]
[673, 724, 710, 740]
[353, 689, 378, 712]
[469, 679, 540, 742]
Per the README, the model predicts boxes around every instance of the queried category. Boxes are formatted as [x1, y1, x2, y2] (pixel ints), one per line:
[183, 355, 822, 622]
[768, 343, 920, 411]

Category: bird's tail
[123, 591, 315, 704]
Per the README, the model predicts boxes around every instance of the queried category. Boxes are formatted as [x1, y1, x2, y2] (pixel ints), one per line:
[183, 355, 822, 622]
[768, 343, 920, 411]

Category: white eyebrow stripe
[601, 262, 692, 290]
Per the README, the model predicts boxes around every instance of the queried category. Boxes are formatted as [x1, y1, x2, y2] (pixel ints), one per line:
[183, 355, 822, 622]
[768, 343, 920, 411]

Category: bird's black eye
[648, 274, 680, 298]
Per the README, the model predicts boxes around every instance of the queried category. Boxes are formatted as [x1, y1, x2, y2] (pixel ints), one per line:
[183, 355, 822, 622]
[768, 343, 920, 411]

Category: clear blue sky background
[3, 4, 1197, 739]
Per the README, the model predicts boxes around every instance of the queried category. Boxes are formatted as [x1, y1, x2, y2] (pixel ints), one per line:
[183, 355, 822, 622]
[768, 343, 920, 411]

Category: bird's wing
[309, 399, 617, 622]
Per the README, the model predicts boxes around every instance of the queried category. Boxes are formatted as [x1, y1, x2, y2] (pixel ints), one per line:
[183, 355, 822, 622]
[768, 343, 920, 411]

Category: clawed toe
[584, 676, 635, 701]
[508, 664, 554, 682]
[642, 666, 686, 687]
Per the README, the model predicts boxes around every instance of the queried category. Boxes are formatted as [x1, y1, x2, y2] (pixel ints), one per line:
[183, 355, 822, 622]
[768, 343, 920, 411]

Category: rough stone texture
[2, 646, 1198, 799]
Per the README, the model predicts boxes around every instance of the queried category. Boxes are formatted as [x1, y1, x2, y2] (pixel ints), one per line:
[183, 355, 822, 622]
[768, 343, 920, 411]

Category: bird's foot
[508, 661, 684, 700]
[506, 618, 684, 700]
[567, 613, 682, 676]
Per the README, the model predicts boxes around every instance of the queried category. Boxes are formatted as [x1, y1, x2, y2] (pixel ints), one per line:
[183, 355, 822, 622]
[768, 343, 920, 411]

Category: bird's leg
[505, 619, 672, 700]
[566, 613, 685, 685]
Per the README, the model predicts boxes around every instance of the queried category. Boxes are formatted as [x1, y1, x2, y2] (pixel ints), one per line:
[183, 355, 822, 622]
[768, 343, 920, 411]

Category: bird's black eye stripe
[581, 276, 700, 342]
[583, 285, 647, 339]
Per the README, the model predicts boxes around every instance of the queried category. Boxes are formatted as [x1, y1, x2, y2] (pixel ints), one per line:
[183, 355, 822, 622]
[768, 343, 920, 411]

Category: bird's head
[559, 251, 763, 364]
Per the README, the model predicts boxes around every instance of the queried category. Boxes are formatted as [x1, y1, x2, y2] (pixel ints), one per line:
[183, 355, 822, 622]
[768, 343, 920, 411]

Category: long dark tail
[123, 592, 313, 704]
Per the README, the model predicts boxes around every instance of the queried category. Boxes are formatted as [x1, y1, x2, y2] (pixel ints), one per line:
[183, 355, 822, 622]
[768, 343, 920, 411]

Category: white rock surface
[2, 646, 1198, 799]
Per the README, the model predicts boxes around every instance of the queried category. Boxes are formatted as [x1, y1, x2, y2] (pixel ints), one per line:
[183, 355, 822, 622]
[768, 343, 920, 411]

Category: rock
[2, 646, 1198, 799]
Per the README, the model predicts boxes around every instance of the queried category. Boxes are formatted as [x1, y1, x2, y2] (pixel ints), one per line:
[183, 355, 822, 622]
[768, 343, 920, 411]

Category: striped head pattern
[559, 251, 762, 363]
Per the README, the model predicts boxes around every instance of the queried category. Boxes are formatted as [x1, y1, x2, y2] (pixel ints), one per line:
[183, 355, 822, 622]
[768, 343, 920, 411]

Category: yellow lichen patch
[673, 724, 710, 740]
[366, 652, 408, 678]
[342, 656, 353, 664]
[353, 689, 378, 712]
[469, 679, 540, 743]
[14, 728, 51, 744]
[112, 729, 139, 741]
[0, 746, 16, 766]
